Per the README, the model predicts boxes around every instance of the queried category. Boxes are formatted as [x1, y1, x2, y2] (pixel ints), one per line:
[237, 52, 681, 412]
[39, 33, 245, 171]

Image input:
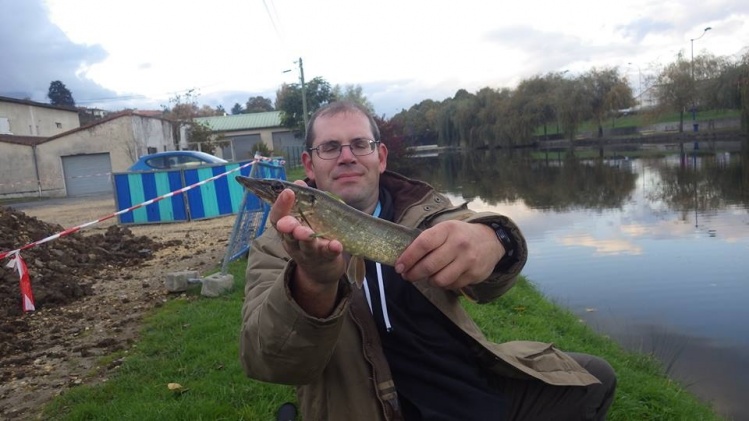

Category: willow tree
[581, 67, 634, 138]
[655, 53, 694, 132]
[554, 76, 590, 149]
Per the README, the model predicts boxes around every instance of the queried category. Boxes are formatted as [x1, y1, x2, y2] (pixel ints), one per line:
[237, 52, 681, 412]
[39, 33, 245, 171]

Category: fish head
[235, 177, 290, 204]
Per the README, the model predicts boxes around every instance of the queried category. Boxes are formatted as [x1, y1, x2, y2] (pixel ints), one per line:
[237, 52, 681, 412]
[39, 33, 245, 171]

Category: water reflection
[397, 151, 639, 210]
[396, 150, 749, 420]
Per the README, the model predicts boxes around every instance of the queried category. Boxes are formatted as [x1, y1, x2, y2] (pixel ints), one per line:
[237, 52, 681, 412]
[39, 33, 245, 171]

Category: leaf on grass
[167, 383, 189, 394]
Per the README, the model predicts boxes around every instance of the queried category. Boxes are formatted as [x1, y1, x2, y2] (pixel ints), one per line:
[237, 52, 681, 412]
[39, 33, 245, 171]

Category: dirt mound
[0, 198, 234, 420]
[0, 206, 173, 357]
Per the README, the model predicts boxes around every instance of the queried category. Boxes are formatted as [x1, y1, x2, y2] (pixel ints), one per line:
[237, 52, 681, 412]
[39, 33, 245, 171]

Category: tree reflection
[646, 153, 749, 221]
[397, 151, 637, 211]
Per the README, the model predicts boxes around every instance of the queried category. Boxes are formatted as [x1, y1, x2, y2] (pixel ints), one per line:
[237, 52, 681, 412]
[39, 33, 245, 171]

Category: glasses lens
[312, 140, 377, 159]
[350, 139, 374, 156]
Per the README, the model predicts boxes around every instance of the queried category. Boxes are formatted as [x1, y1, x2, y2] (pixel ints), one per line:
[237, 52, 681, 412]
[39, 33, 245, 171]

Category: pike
[236, 176, 419, 288]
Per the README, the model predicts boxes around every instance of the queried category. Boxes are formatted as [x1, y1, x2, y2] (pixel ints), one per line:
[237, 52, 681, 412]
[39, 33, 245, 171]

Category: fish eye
[271, 181, 284, 193]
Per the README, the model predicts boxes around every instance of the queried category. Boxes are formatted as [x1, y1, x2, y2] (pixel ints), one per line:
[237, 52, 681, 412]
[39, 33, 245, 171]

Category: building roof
[0, 95, 78, 113]
[44, 110, 171, 142]
[0, 111, 171, 147]
[0, 134, 48, 146]
[195, 111, 283, 132]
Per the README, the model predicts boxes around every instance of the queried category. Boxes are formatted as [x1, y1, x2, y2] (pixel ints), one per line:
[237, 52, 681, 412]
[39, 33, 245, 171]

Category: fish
[236, 176, 420, 288]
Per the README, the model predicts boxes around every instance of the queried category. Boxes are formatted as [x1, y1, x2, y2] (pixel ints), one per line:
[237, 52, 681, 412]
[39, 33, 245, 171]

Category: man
[240, 101, 616, 420]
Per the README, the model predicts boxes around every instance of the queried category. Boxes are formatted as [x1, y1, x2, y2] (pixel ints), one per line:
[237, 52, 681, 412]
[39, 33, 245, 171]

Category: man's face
[302, 111, 387, 213]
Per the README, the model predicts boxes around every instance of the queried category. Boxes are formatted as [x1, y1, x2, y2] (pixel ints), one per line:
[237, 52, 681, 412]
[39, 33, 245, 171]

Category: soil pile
[0, 206, 173, 359]
[0, 199, 232, 420]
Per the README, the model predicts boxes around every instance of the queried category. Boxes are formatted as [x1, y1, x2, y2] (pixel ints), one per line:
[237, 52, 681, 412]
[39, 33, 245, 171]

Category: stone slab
[201, 273, 234, 297]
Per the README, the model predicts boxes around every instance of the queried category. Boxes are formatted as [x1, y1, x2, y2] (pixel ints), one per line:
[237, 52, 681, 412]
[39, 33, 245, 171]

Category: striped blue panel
[140, 172, 162, 222]
[113, 174, 134, 224]
[196, 167, 219, 218]
[128, 175, 148, 224]
[168, 171, 188, 221]
[183, 168, 204, 219]
[212, 165, 234, 216]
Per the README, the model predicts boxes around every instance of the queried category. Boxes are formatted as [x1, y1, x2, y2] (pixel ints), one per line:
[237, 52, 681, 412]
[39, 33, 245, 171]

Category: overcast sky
[1, 0, 747, 117]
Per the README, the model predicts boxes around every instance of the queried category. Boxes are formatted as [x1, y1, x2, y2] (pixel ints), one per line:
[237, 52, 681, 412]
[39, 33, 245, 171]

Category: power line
[261, 0, 285, 44]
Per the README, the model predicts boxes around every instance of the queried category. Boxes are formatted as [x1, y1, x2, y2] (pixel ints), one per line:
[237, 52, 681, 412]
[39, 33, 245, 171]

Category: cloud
[0, 0, 115, 104]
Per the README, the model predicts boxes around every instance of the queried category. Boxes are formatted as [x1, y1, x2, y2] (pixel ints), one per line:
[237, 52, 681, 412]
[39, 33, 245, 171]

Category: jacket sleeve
[424, 205, 528, 304]
[460, 213, 528, 303]
[239, 230, 352, 385]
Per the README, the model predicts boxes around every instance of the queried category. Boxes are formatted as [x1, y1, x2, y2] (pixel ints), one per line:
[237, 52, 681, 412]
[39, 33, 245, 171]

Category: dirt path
[0, 196, 239, 420]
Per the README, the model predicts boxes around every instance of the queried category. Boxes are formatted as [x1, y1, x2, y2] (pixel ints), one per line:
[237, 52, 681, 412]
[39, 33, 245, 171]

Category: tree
[47, 80, 75, 107]
[331, 84, 374, 112]
[276, 76, 334, 134]
[655, 53, 693, 132]
[231, 103, 245, 115]
[554, 76, 590, 148]
[186, 121, 227, 154]
[246, 96, 274, 113]
[580, 67, 634, 137]
[162, 89, 227, 152]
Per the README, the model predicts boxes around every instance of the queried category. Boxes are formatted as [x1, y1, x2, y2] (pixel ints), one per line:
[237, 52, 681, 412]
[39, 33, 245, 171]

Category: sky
[1, 0, 748, 118]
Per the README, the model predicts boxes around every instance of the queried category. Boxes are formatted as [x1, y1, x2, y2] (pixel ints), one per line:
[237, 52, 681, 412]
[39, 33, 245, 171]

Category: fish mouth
[235, 176, 281, 203]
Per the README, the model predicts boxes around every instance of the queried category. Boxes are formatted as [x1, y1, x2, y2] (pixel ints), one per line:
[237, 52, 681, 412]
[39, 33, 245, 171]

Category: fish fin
[325, 191, 346, 203]
[346, 256, 366, 289]
[459, 288, 478, 303]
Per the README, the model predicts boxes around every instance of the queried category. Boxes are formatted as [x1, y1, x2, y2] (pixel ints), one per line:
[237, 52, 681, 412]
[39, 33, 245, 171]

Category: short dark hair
[305, 101, 381, 149]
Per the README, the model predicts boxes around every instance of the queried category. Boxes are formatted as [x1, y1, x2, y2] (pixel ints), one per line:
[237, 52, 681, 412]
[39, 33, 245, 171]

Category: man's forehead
[312, 111, 373, 142]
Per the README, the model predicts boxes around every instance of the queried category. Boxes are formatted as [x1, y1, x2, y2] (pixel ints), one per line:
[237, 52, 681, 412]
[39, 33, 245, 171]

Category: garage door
[62, 153, 113, 196]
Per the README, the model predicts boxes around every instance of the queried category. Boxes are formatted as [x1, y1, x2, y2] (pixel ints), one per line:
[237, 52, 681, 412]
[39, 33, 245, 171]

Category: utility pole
[298, 57, 308, 136]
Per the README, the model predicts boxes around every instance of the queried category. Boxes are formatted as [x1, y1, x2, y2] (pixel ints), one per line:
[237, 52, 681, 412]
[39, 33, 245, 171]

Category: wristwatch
[489, 222, 517, 270]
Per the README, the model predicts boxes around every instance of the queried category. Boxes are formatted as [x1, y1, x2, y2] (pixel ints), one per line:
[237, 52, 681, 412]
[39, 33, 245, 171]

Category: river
[397, 149, 749, 420]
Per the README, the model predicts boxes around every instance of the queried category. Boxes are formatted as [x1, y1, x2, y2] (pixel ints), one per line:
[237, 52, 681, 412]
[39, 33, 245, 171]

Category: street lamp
[689, 27, 712, 130]
[283, 57, 309, 135]
[690, 27, 712, 79]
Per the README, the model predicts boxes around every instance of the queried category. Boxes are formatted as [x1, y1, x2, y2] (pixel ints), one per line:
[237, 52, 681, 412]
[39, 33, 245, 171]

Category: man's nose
[338, 144, 357, 160]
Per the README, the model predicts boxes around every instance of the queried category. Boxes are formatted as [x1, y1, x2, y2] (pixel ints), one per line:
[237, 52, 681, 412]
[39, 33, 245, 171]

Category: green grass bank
[42, 260, 723, 420]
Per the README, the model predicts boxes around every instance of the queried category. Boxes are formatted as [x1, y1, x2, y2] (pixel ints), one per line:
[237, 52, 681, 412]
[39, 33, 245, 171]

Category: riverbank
[39, 261, 723, 420]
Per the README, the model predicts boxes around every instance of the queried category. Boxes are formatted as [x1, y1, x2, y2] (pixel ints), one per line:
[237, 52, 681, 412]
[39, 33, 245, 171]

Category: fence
[112, 160, 285, 225]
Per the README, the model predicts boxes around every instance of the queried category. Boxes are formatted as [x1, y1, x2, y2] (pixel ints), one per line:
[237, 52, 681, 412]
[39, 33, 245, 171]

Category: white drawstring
[376, 263, 392, 332]
[363, 278, 373, 313]
[362, 201, 392, 332]
[362, 262, 392, 332]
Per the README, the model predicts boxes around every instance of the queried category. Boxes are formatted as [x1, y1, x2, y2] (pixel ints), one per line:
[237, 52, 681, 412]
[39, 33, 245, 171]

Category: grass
[42, 260, 724, 420]
[284, 165, 306, 181]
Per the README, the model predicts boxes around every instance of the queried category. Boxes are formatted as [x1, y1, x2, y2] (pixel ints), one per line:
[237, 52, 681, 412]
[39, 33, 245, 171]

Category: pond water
[398, 150, 749, 420]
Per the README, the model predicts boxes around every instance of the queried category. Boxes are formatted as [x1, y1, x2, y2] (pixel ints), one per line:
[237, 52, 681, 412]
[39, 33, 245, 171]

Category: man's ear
[378, 142, 388, 173]
[302, 151, 315, 181]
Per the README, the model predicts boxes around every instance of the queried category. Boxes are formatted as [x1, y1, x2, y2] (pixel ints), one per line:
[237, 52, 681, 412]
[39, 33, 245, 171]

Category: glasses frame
[307, 139, 381, 160]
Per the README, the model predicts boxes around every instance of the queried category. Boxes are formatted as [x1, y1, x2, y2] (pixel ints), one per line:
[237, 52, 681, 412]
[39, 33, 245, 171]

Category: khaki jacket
[240, 171, 599, 420]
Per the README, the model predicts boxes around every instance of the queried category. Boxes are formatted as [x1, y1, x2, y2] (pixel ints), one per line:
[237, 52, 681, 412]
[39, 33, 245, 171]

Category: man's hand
[394, 221, 504, 290]
[269, 181, 346, 317]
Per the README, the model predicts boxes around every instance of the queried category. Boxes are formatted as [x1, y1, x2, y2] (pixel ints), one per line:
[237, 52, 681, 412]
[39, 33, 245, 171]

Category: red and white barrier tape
[0, 156, 274, 311]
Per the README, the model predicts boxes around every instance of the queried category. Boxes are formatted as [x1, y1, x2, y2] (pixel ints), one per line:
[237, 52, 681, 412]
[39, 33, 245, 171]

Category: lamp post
[690, 27, 711, 79]
[283, 57, 309, 135]
[689, 27, 711, 130]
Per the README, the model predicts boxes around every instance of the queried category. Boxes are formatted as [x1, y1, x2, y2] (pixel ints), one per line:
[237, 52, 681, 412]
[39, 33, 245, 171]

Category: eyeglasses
[308, 139, 380, 160]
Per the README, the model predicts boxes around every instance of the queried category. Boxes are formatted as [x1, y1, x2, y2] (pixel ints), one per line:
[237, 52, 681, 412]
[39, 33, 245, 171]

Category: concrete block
[164, 270, 200, 292]
[201, 273, 234, 297]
